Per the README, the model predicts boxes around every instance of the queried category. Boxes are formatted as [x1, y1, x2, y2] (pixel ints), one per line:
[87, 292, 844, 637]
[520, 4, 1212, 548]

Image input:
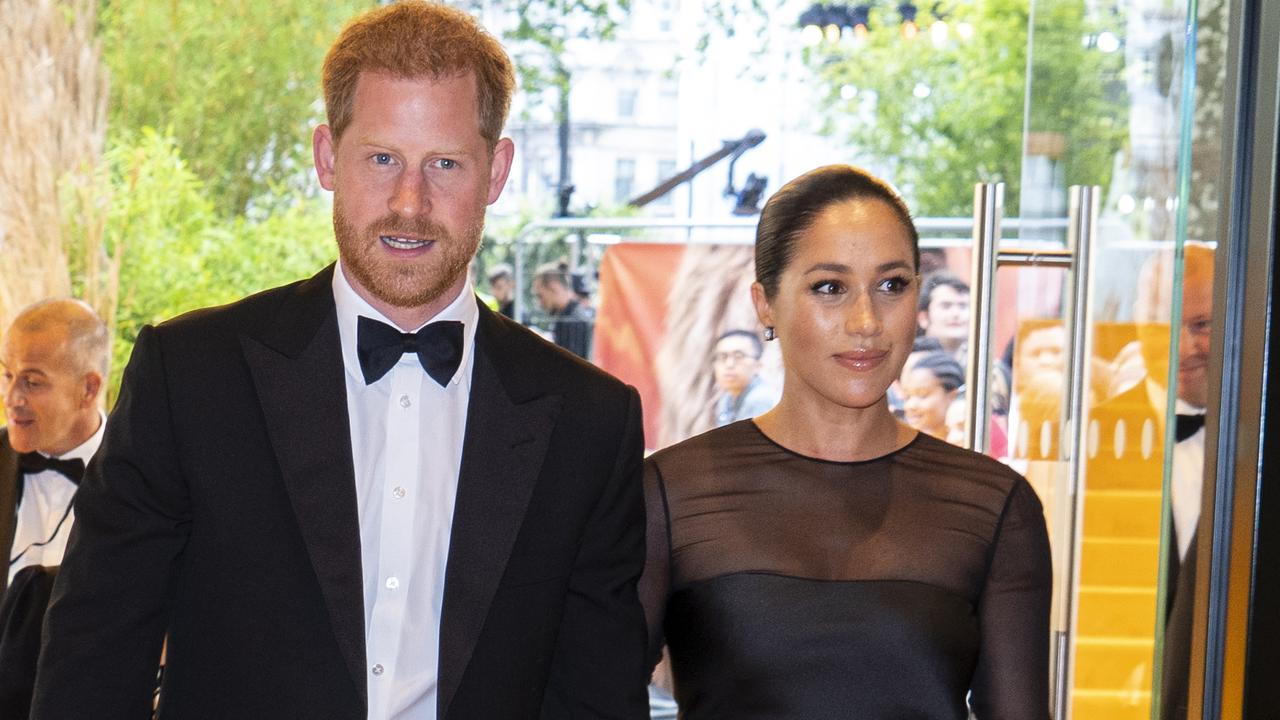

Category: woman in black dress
[640, 165, 1052, 719]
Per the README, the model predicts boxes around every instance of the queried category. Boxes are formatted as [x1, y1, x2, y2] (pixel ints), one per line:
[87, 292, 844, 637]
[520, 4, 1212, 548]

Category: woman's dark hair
[910, 351, 965, 392]
[754, 164, 919, 299]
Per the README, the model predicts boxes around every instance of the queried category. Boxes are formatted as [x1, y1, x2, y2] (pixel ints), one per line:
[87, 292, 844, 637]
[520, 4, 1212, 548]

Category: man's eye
[373, 153, 393, 165]
[437, 158, 457, 170]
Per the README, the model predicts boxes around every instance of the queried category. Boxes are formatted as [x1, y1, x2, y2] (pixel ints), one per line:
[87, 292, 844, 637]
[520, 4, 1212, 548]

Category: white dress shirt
[333, 263, 477, 720]
[1170, 397, 1205, 561]
[1145, 379, 1205, 561]
[8, 411, 106, 584]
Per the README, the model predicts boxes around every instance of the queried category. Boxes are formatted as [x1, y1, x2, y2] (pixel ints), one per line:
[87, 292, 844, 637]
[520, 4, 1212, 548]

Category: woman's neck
[754, 393, 916, 462]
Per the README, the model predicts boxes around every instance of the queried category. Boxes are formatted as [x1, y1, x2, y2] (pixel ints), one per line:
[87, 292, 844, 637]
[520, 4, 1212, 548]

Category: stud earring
[763, 327, 776, 341]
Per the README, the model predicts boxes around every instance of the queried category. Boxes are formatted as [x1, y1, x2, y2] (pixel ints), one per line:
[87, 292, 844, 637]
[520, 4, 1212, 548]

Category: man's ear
[917, 309, 931, 332]
[313, 125, 338, 191]
[82, 372, 103, 407]
[486, 137, 515, 204]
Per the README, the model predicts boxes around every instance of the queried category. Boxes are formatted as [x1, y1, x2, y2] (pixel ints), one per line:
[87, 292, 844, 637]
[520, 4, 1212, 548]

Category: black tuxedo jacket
[3, 431, 59, 720]
[31, 265, 649, 719]
[1, 429, 18, 599]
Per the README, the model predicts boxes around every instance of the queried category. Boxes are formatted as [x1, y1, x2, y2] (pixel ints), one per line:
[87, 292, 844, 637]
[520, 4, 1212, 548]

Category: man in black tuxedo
[1092, 244, 1214, 720]
[1153, 244, 1214, 720]
[1, 298, 109, 717]
[32, 4, 648, 718]
[3, 298, 108, 591]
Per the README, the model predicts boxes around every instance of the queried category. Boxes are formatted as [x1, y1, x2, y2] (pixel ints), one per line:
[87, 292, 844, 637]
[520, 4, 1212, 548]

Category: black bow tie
[356, 316, 464, 386]
[1175, 413, 1205, 442]
[18, 452, 85, 484]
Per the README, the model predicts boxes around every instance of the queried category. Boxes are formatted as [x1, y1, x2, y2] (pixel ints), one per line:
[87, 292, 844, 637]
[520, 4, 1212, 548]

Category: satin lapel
[438, 307, 562, 717]
[238, 267, 366, 704]
[0, 431, 18, 594]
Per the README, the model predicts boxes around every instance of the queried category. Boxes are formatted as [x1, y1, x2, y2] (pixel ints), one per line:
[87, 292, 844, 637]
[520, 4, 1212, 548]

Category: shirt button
[392, 486, 406, 499]
[385, 577, 400, 590]
[371, 664, 384, 676]
[399, 394, 411, 408]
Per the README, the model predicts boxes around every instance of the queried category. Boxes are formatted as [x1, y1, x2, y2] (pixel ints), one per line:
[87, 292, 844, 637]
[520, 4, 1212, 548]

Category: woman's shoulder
[900, 433, 1041, 513]
[648, 420, 758, 469]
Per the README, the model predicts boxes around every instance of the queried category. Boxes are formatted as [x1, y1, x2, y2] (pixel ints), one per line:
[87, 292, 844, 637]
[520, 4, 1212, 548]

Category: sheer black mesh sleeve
[969, 478, 1053, 719]
[638, 458, 672, 670]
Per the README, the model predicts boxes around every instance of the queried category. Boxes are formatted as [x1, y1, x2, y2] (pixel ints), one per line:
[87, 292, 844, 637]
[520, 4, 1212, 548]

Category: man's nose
[3, 380, 22, 410]
[389, 171, 428, 218]
[1195, 326, 1212, 354]
[1183, 324, 1211, 357]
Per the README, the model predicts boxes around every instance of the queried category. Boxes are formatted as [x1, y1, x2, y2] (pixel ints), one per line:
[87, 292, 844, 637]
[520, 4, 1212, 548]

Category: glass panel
[1017, 0, 1224, 718]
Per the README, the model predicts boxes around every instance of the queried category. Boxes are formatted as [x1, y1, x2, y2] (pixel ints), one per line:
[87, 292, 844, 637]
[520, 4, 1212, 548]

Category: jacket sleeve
[31, 325, 190, 719]
[539, 386, 649, 720]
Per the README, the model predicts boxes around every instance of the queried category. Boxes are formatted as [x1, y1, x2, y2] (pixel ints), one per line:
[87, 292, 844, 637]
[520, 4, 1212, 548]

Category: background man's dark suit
[3, 431, 62, 719]
[32, 265, 649, 719]
[0, 428, 18, 598]
[1, 430, 40, 720]
[1091, 379, 1201, 720]
[1160, 527, 1197, 720]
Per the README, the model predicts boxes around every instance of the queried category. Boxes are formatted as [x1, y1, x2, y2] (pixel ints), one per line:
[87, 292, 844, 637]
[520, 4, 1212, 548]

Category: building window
[654, 159, 677, 207]
[617, 89, 638, 119]
[657, 0, 674, 32]
[615, 158, 636, 203]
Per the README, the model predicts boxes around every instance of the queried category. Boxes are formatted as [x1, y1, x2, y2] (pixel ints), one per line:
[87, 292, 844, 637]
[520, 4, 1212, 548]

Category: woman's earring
[764, 327, 776, 341]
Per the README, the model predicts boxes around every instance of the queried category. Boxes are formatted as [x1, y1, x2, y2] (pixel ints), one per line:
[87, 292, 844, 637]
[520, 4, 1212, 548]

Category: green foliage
[90, 0, 638, 400]
[805, 0, 1127, 217]
[102, 130, 334, 399]
[1024, 1, 1130, 200]
[99, 0, 368, 216]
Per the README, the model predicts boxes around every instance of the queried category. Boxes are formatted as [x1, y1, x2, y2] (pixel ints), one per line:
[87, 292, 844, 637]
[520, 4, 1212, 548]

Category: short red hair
[322, 1, 514, 147]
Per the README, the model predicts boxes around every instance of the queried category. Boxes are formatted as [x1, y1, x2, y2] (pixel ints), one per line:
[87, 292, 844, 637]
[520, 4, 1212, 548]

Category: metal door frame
[1193, 0, 1280, 716]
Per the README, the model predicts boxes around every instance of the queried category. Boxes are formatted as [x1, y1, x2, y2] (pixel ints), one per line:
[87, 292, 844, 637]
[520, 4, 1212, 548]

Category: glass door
[1005, 0, 1228, 718]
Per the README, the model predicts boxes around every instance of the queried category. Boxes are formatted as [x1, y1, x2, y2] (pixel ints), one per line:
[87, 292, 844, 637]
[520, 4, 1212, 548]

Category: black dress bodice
[640, 421, 1052, 719]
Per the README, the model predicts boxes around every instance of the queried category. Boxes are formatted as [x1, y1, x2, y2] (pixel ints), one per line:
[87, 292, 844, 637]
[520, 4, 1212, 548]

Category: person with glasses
[711, 330, 779, 428]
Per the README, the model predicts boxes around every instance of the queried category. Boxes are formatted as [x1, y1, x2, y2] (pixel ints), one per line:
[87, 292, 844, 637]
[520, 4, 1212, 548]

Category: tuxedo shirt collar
[26, 409, 107, 470]
[1143, 377, 1206, 425]
[331, 259, 479, 387]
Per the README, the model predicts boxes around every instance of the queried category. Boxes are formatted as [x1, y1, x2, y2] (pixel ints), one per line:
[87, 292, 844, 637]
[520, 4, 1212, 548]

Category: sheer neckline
[745, 419, 923, 466]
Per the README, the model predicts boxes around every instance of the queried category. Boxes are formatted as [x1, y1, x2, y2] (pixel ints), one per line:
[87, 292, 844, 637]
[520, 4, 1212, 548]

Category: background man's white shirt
[8, 411, 106, 583]
[1145, 378, 1205, 561]
[1170, 397, 1205, 561]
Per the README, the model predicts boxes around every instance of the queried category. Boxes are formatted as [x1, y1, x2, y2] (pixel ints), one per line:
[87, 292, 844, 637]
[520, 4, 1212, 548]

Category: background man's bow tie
[1175, 413, 1206, 442]
[18, 452, 85, 484]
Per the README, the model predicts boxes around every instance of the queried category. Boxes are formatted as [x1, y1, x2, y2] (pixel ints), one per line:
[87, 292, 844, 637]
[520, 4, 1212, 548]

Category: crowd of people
[0, 3, 1211, 720]
[484, 261, 595, 360]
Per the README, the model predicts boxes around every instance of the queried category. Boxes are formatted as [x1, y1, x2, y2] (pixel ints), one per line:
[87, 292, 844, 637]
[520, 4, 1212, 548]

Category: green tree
[99, 0, 370, 216]
[804, 0, 1127, 217]
[99, 130, 334, 399]
[92, 1, 638, 399]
